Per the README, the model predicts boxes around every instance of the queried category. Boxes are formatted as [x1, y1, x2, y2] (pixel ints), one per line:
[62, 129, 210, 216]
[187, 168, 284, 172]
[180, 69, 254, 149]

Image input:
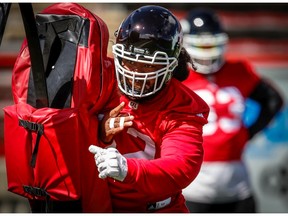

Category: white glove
[89, 145, 128, 182]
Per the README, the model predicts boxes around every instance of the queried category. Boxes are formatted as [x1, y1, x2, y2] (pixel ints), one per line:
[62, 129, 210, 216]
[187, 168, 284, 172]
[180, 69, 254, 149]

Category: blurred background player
[180, 8, 284, 213]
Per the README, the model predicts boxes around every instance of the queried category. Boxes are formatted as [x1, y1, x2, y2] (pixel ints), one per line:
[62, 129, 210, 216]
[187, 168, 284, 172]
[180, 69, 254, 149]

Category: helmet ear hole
[181, 8, 228, 74]
[114, 29, 119, 37]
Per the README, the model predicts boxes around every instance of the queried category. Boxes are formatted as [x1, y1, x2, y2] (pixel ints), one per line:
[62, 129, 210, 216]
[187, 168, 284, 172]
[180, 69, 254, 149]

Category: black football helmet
[112, 5, 183, 99]
[180, 8, 228, 74]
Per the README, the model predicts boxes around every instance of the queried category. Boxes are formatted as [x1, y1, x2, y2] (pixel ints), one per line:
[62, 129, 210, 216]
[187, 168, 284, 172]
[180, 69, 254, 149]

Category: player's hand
[89, 145, 128, 182]
[100, 102, 134, 143]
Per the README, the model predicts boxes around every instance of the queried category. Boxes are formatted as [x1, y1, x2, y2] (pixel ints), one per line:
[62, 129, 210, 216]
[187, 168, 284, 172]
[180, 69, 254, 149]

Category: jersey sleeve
[123, 112, 205, 197]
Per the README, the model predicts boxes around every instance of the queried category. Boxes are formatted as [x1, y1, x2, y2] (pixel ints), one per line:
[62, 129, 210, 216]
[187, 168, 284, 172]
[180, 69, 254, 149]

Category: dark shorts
[185, 196, 256, 213]
[29, 199, 82, 213]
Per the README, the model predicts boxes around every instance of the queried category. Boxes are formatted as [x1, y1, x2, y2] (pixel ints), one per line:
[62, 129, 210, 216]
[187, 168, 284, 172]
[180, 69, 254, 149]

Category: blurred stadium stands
[0, 3, 287, 213]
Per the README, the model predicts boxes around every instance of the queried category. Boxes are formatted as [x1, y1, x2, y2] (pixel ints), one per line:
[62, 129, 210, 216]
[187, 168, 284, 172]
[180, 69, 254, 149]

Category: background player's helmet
[112, 5, 183, 99]
[180, 8, 228, 74]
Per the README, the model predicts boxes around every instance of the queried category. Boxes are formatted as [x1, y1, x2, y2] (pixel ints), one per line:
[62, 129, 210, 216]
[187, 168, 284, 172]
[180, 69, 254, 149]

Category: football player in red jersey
[180, 8, 284, 213]
[88, 5, 209, 213]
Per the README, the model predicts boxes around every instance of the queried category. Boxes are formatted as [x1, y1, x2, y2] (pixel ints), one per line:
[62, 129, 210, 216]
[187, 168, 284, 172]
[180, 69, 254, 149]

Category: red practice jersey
[106, 78, 209, 212]
[183, 59, 260, 162]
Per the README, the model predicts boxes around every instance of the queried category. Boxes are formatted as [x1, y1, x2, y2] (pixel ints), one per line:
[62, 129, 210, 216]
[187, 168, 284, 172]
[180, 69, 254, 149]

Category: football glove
[89, 145, 128, 182]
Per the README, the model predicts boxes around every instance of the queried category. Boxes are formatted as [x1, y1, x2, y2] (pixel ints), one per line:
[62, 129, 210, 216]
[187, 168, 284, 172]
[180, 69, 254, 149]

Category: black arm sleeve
[248, 79, 284, 139]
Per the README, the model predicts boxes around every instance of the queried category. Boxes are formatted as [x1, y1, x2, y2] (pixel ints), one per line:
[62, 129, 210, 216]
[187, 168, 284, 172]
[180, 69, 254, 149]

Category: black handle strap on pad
[19, 3, 49, 108]
[19, 119, 44, 168]
[23, 185, 51, 213]
[0, 3, 11, 46]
